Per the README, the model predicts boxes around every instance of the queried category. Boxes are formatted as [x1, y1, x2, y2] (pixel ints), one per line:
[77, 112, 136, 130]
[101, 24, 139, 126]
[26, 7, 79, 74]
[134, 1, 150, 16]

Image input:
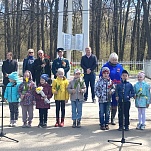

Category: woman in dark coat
[34, 50, 51, 86]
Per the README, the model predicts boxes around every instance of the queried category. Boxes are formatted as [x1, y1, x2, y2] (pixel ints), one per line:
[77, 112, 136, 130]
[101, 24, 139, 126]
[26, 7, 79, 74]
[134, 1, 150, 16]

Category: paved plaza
[0, 76, 151, 151]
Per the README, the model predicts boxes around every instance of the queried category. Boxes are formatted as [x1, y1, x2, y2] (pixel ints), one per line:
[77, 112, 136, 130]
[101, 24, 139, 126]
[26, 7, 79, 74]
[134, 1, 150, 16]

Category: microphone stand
[0, 84, 19, 142]
[108, 81, 142, 146]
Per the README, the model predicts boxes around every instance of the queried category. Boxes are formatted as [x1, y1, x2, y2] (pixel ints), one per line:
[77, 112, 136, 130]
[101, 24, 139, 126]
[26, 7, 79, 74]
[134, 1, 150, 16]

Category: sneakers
[136, 123, 141, 130]
[72, 120, 76, 128]
[22, 122, 27, 128]
[92, 98, 96, 103]
[26, 121, 32, 128]
[105, 124, 109, 130]
[9, 123, 13, 127]
[100, 125, 106, 130]
[140, 124, 145, 130]
[125, 126, 129, 131]
[118, 127, 123, 131]
[38, 123, 43, 128]
[43, 123, 47, 128]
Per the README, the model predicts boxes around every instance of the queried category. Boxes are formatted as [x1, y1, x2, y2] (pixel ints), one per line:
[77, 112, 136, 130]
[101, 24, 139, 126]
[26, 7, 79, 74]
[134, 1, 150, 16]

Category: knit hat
[122, 70, 129, 75]
[56, 48, 64, 52]
[137, 71, 145, 79]
[102, 67, 110, 74]
[40, 74, 49, 82]
[8, 72, 18, 81]
[74, 69, 81, 74]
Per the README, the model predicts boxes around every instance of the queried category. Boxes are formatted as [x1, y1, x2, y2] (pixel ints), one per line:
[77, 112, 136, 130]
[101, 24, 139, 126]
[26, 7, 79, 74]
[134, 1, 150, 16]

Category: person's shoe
[43, 123, 47, 128]
[111, 119, 116, 125]
[60, 118, 64, 127]
[12, 122, 17, 127]
[136, 123, 141, 130]
[118, 127, 123, 131]
[100, 125, 106, 130]
[22, 122, 27, 128]
[140, 124, 145, 130]
[77, 120, 81, 128]
[105, 124, 109, 130]
[72, 120, 76, 128]
[9, 123, 13, 127]
[55, 118, 60, 127]
[27, 121, 32, 128]
[84, 98, 87, 102]
[38, 123, 43, 128]
[125, 126, 129, 131]
[92, 98, 96, 103]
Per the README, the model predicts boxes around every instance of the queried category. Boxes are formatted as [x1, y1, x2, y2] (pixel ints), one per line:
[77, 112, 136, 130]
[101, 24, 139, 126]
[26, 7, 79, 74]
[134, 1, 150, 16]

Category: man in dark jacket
[2, 52, 18, 96]
[52, 48, 70, 79]
[23, 49, 35, 81]
[80, 47, 98, 103]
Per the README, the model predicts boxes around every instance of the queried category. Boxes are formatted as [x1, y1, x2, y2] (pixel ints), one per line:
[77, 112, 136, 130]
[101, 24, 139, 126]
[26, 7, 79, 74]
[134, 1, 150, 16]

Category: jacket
[4, 82, 20, 103]
[95, 77, 115, 103]
[134, 81, 150, 108]
[52, 58, 70, 78]
[35, 83, 53, 109]
[67, 78, 86, 101]
[52, 77, 69, 100]
[115, 80, 135, 102]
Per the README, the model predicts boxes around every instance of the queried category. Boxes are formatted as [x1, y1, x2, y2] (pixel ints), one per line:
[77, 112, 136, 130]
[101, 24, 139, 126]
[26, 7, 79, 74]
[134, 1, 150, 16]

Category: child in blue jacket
[115, 70, 134, 131]
[134, 71, 150, 130]
[4, 72, 20, 127]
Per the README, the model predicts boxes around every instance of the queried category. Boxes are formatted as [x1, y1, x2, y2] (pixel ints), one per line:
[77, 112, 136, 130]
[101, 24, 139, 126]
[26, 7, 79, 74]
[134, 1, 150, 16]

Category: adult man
[23, 49, 35, 81]
[52, 48, 70, 79]
[80, 47, 98, 103]
[2, 52, 18, 96]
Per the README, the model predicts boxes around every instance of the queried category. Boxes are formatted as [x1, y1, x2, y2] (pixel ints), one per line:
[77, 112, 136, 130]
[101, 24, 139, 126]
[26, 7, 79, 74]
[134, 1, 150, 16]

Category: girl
[52, 68, 69, 127]
[35, 74, 53, 128]
[19, 70, 36, 128]
[4, 72, 20, 127]
[134, 71, 150, 130]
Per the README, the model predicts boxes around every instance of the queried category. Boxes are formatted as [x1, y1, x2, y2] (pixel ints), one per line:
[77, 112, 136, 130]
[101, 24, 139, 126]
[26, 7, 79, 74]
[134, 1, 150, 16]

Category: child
[95, 67, 115, 130]
[18, 70, 36, 128]
[67, 69, 86, 128]
[35, 74, 53, 128]
[134, 71, 150, 130]
[4, 72, 20, 127]
[52, 68, 69, 127]
[116, 70, 135, 131]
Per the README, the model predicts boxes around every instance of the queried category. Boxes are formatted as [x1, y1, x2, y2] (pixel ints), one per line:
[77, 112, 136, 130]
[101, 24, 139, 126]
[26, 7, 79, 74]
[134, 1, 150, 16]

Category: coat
[67, 78, 86, 101]
[134, 81, 150, 108]
[52, 58, 70, 79]
[2, 59, 18, 85]
[35, 83, 53, 109]
[4, 82, 20, 103]
[52, 77, 69, 100]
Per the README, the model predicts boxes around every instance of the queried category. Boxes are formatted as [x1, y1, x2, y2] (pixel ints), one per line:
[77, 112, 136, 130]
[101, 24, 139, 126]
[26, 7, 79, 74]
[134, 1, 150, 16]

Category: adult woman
[99, 52, 124, 125]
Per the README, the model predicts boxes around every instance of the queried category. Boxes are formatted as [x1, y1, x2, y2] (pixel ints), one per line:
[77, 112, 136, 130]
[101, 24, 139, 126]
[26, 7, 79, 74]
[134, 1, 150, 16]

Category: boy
[116, 70, 135, 131]
[67, 69, 86, 128]
[95, 67, 115, 130]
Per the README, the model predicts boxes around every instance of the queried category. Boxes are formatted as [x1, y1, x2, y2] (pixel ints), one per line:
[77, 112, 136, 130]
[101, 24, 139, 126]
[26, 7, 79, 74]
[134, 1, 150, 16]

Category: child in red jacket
[35, 74, 53, 128]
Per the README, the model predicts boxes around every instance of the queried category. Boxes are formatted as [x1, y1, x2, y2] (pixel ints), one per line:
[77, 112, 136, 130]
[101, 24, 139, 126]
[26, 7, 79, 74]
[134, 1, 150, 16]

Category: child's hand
[43, 95, 47, 99]
[72, 89, 76, 94]
[65, 100, 68, 103]
[54, 91, 58, 95]
[21, 95, 24, 100]
[116, 97, 119, 101]
[79, 89, 83, 93]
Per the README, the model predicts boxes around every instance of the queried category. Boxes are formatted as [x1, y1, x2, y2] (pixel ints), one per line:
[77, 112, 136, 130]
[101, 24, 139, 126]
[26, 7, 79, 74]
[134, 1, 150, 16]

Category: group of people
[1, 47, 150, 131]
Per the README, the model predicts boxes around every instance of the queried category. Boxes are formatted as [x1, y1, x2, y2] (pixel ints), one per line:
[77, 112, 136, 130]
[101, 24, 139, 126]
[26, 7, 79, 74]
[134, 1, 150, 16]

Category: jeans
[99, 102, 111, 126]
[84, 73, 96, 100]
[118, 101, 130, 127]
[9, 102, 19, 121]
[71, 100, 83, 120]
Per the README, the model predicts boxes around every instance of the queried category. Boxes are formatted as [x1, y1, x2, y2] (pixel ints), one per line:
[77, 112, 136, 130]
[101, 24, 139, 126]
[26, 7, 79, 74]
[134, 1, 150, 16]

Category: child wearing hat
[115, 70, 135, 131]
[134, 71, 150, 130]
[95, 67, 115, 130]
[52, 68, 69, 127]
[4, 72, 20, 127]
[67, 69, 86, 128]
[19, 70, 36, 128]
[35, 74, 53, 128]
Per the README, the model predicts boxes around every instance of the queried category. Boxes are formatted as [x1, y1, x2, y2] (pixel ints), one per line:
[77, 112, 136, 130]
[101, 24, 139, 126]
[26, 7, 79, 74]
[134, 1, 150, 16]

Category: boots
[72, 120, 76, 128]
[60, 118, 64, 127]
[77, 120, 81, 128]
[55, 118, 60, 127]
[111, 109, 117, 125]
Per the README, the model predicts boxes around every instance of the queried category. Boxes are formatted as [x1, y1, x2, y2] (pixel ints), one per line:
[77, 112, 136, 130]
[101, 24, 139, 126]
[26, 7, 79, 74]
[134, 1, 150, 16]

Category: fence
[0, 60, 150, 81]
